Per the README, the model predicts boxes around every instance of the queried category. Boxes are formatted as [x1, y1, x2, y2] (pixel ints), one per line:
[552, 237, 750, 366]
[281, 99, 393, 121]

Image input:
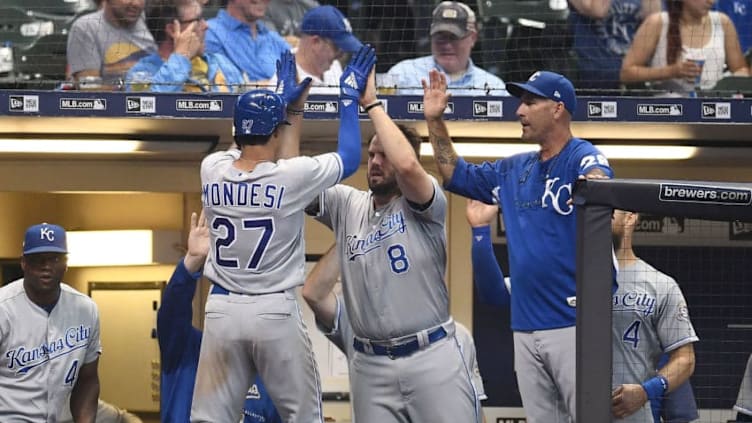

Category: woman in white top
[620, 0, 749, 95]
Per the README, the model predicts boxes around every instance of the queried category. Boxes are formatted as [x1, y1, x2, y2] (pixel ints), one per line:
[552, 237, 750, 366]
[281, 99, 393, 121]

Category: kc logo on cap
[23, 223, 68, 255]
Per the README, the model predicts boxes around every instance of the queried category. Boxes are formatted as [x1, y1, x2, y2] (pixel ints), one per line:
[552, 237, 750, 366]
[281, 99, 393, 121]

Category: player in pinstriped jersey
[302, 244, 489, 422]
[424, 69, 613, 423]
[191, 46, 376, 422]
[307, 65, 478, 422]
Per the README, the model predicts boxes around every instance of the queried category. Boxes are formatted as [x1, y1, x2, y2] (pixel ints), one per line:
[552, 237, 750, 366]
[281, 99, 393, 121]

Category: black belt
[353, 327, 447, 359]
[210, 284, 282, 296]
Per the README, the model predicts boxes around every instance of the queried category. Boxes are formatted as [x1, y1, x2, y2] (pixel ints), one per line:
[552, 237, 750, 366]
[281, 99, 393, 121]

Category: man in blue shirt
[387, 1, 507, 96]
[157, 211, 281, 423]
[423, 69, 612, 423]
[126, 0, 247, 92]
[205, 0, 291, 82]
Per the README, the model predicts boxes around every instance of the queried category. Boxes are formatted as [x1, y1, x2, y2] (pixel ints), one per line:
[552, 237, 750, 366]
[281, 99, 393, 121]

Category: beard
[369, 176, 399, 197]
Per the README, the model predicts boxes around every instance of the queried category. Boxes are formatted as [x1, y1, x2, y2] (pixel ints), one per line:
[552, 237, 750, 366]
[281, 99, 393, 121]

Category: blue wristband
[641, 375, 669, 400]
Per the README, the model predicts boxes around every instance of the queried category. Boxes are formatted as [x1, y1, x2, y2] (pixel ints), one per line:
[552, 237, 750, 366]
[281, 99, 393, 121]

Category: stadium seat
[473, 0, 575, 83]
[700, 76, 752, 98]
[0, 0, 96, 87]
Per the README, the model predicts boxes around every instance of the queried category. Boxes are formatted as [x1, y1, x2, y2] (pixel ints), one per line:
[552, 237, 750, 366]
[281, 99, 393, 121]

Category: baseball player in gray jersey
[0, 223, 101, 422]
[735, 354, 752, 421]
[191, 47, 376, 422]
[302, 245, 487, 422]
[308, 70, 478, 422]
[611, 210, 699, 422]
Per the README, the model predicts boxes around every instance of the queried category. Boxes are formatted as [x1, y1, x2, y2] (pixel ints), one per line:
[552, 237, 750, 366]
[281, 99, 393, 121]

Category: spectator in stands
[569, 0, 662, 93]
[620, 0, 750, 96]
[67, 0, 156, 87]
[125, 0, 247, 92]
[387, 1, 508, 96]
[269, 5, 362, 94]
[205, 0, 290, 84]
[715, 0, 751, 56]
[263, 0, 320, 48]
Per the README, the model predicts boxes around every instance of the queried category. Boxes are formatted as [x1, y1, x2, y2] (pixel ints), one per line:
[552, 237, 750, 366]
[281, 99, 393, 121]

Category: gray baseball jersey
[0, 280, 101, 421]
[201, 149, 343, 294]
[315, 177, 449, 340]
[612, 259, 699, 422]
[735, 353, 752, 416]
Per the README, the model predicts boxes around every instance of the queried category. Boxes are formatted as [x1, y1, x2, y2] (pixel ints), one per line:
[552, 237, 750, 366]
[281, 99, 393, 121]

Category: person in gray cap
[0, 223, 101, 422]
[386, 0, 507, 95]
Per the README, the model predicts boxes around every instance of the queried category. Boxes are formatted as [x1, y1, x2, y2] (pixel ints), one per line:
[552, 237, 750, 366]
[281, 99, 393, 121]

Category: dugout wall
[574, 178, 752, 423]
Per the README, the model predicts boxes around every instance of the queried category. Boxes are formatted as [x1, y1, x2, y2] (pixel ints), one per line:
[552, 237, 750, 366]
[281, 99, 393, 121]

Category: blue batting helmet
[233, 90, 288, 137]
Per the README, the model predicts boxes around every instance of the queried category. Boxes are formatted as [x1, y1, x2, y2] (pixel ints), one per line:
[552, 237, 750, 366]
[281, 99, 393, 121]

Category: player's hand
[358, 68, 378, 108]
[466, 199, 498, 228]
[340, 44, 376, 102]
[185, 210, 210, 273]
[611, 384, 648, 419]
[275, 50, 312, 106]
[422, 69, 450, 121]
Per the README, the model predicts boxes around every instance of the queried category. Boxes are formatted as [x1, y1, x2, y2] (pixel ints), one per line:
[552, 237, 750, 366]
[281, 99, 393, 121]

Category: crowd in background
[48, 0, 752, 96]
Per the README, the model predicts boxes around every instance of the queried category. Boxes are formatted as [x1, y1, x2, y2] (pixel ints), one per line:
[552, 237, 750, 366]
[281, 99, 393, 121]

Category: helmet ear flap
[233, 90, 288, 137]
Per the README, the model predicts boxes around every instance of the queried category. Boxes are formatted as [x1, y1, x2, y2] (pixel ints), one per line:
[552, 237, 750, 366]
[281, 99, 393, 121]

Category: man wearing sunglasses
[0, 223, 101, 422]
[387, 1, 508, 96]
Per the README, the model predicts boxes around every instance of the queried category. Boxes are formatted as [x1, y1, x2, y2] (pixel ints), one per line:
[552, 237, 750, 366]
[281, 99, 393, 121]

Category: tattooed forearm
[434, 136, 458, 166]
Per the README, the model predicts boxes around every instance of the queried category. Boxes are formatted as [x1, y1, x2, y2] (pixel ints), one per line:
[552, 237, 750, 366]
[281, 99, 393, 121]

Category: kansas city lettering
[346, 212, 406, 260]
[5, 325, 91, 372]
[202, 182, 285, 209]
[613, 291, 656, 315]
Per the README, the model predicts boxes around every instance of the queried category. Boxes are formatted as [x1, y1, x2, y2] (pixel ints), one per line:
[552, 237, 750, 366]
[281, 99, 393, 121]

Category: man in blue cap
[0, 223, 101, 422]
[269, 5, 363, 94]
[422, 69, 613, 423]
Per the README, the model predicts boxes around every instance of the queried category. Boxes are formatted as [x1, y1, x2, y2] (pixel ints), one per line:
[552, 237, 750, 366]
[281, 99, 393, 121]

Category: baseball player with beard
[423, 69, 613, 423]
[307, 68, 478, 422]
[610, 210, 698, 422]
[302, 245, 488, 422]
[0, 223, 101, 422]
[191, 45, 376, 422]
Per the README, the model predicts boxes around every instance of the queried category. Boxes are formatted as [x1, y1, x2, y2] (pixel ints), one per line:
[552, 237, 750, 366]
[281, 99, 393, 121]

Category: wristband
[364, 100, 383, 112]
[287, 107, 304, 115]
[641, 375, 668, 400]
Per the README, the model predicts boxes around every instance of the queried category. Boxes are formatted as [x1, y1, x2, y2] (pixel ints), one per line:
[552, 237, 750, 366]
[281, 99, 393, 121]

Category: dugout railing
[574, 178, 752, 423]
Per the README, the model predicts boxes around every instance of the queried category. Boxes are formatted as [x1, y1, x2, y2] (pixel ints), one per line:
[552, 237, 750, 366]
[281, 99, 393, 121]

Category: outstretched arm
[467, 200, 510, 307]
[338, 45, 377, 179]
[422, 69, 459, 184]
[361, 69, 433, 204]
[274, 50, 313, 159]
[302, 244, 340, 329]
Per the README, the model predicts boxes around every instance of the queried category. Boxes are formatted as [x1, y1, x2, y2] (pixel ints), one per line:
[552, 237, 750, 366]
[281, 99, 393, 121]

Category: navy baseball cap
[430, 1, 477, 38]
[23, 223, 68, 255]
[507, 71, 577, 115]
[301, 5, 363, 53]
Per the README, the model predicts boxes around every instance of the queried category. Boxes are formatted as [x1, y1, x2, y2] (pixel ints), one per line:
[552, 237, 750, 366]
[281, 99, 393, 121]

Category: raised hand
[275, 50, 312, 105]
[173, 20, 202, 60]
[184, 209, 209, 273]
[422, 69, 450, 121]
[466, 199, 499, 228]
[340, 44, 377, 102]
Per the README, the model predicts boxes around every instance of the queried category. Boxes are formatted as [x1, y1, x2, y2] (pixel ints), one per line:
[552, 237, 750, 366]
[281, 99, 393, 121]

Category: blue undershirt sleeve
[471, 225, 511, 307]
[336, 99, 361, 178]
